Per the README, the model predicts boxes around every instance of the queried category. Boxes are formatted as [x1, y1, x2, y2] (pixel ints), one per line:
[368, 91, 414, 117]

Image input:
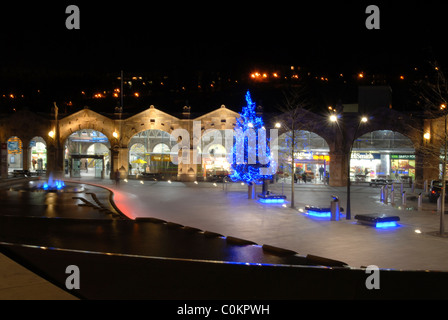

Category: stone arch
[58, 109, 115, 146]
[354, 109, 422, 150]
[29, 136, 48, 172]
[120, 105, 183, 148]
[152, 143, 171, 153]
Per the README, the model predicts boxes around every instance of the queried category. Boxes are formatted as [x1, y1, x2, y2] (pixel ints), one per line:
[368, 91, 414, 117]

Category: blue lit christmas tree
[229, 91, 277, 191]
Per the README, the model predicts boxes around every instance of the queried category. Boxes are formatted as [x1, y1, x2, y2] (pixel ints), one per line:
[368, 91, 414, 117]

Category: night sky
[0, 1, 447, 114]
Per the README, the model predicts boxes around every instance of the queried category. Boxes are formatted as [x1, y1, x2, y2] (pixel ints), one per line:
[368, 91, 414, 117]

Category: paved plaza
[104, 178, 448, 271]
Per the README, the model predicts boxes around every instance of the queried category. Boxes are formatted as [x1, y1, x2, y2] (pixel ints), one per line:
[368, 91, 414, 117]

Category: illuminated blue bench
[304, 205, 344, 218]
[354, 214, 400, 228]
[304, 205, 332, 218]
[258, 192, 287, 203]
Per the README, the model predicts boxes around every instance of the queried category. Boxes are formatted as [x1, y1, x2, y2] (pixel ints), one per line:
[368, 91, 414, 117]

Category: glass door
[72, 158, 81, 177]
[95, 159, 103, 178]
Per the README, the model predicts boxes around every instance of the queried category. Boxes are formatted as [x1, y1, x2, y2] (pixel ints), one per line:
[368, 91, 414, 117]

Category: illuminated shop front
[30, 137, 47, 172]
[128, 130, 178, 177]
[391, 154, 415, 179]
[352, 130, 415, 181]
[350, 152, 384, 181]
[292, 152, 330, 182]
[277, 130, 330, 183]
[7, 136, 23, 172]
[201, 144, 231, 178]
[64, 130, 110, 178]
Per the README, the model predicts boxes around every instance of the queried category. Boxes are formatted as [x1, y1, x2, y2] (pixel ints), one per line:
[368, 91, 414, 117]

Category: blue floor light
[304, 205, 333, 218]
[258, 198, 285, 204]
[258, 191, 286, 204]
[354, 214, 400, 229]
[305, 209, 332, 218]
[375, 221, 399, 229]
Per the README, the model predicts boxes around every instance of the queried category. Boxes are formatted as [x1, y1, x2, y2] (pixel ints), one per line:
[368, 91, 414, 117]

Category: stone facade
[0, 104, 442, 187]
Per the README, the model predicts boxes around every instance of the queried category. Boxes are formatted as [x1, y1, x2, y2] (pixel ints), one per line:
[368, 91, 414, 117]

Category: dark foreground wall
[1, 242, 447, 300]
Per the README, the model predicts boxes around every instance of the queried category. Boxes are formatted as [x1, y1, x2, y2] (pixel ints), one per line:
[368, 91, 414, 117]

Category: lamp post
[275, 121, 297, 208]
[330, 114, 368, 220]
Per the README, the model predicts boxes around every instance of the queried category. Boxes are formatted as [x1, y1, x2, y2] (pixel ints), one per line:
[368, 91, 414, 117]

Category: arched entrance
[352, 130, 415, 182]
[64, 129, 111, 179]
[276, 130, 330, 183]
[128, 129, 177, 178]
[199, 129, 232, 180]
[30, 136, 47, 174]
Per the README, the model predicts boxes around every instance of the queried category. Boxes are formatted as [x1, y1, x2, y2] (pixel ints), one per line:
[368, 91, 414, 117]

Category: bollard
[437, 196, 441, 212]
[384, 185, 389, 204]
[400, 182, 404, 194]
[330, 195, 340, 221]
[380, 186, 385, 202]
[402, 191, 406, 206]
[248, 183, 256, 199]
[391, 189, 395, 205]
[418, 192, 422, 210]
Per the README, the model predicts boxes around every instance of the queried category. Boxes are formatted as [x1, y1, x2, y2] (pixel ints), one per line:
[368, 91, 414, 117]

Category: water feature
[10, 172, 83, 193]
[40, 173, 66, 191]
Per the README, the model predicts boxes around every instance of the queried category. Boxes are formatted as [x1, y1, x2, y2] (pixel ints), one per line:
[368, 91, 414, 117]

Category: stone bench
[354, 214, 400, 228]
[12, 170, 30, 177]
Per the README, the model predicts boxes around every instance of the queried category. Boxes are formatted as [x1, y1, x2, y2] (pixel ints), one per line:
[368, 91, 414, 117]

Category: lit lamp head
[48, 131, 55, 138]
[329, 115, 338, 122]
[113, 131, 119, 139]
[424, 132, 431, 140]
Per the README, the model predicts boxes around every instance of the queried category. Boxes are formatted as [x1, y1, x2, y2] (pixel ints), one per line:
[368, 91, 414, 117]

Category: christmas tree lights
[229, 91, 275, 185]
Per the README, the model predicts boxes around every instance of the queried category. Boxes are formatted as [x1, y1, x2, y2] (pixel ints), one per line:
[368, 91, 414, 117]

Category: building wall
[0, 104, 436, 187]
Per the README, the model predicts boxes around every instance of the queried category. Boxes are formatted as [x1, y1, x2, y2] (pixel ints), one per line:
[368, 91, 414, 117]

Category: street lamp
[330, 114, 368, 220]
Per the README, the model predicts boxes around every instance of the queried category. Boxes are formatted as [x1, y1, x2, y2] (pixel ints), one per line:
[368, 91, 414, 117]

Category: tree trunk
[290, 129, 295, 208]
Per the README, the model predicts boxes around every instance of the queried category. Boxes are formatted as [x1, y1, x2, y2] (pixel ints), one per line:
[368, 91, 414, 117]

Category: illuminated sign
[391, 154, 415, 160]
[7, 137, 22, 155]
[351, 152, 380, 160]
[151, 155, 171, 162]
[312, 155, 330, 162]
